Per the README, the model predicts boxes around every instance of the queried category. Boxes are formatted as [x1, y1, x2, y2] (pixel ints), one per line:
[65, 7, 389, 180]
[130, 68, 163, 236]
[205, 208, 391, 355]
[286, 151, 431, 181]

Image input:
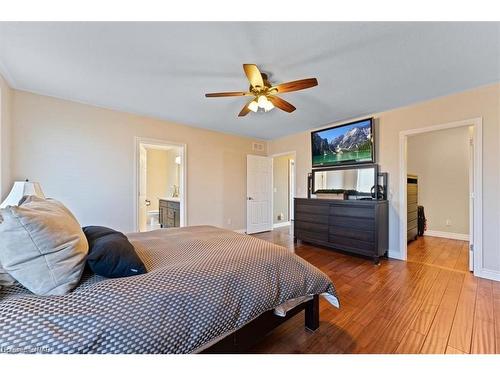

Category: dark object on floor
[83, 226, 147, 278]
[418, 205, 426, 236]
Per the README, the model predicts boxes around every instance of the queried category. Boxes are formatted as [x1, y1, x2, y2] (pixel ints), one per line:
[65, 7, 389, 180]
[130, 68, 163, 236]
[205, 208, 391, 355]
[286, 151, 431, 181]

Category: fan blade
[205, 91, 250, 97]
[271, 78, 318, 94]
[243, 64, 264, 89]
[268, 96, 296, 113]
[238, 101, 253, 117]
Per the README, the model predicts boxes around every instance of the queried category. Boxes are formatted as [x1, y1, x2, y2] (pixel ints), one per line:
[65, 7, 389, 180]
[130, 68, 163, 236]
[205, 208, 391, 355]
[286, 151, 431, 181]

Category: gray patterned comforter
[0, 226, 339, 354]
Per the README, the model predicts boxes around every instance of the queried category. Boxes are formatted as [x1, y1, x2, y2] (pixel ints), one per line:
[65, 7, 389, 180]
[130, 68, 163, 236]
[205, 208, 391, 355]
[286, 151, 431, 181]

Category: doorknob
[145, 199, 151, 206]
[247, 197, 254, 200]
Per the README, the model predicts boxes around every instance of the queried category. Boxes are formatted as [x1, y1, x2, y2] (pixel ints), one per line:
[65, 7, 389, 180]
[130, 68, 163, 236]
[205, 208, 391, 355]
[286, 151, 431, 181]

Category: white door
[246, 155, 273, 234]
[138, 145, 148, 232]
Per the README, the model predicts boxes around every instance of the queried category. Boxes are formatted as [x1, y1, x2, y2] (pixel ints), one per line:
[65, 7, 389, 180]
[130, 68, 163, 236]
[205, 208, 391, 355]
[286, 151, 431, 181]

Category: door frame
[270, 151, 297, 229]
[133, 137, 187, 231]
[398, 117, 482, 277]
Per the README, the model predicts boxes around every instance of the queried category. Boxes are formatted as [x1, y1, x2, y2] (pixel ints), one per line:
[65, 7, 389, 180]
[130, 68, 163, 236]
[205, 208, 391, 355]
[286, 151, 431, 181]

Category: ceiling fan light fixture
[248, 100, 259, 112]
[263, 100, 274, 112]
[257, 95, 269, 108]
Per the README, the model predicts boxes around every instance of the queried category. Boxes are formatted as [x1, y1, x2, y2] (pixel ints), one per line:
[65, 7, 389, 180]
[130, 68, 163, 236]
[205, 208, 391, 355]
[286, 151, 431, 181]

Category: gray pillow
[0, 196, 89, 295]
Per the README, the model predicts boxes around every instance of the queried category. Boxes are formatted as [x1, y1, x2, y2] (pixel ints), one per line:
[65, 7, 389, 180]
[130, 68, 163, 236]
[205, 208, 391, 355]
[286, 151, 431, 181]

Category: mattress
[0, 226, 339, 354]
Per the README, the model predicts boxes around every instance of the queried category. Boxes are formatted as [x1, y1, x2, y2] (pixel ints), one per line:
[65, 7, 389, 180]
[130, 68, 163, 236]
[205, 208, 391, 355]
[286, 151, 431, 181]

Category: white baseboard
[475, 268, 500, 282]
[388, 250, 403, 260]
[273, 221, 291, 229]
[425, 230, 469, 241]
[234, 229, 246, 234]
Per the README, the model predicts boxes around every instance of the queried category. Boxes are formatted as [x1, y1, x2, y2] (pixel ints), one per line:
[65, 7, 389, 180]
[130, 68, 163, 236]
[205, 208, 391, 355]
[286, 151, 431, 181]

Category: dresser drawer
[295, 202, 330, 215]
[295, 229, 329, 243]
[407, 193, 418, 204]
[295, 220, 329, 234]
[329, 216, 375, 231]
[408, 218, 418, 230]
[329, 205, 374, 219]
[328, 235, 375, 254]
[407, 185, 418, 195]
[329, 226, 375, 243]
[408, 202, 418, 214]
[294, 212, 329, 225]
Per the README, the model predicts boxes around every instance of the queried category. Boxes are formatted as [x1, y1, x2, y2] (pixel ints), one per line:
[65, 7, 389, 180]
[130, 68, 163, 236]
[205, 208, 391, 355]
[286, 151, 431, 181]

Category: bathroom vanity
[159, 198, 180, 228]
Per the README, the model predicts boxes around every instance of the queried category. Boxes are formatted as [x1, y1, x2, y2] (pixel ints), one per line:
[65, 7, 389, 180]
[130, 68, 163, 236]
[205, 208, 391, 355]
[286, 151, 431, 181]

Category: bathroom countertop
[159, 197, 181, 202]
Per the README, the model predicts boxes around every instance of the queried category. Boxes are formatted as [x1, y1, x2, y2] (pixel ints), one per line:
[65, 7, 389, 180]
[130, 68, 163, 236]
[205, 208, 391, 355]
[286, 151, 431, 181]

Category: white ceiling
[0, 22, 499, 140]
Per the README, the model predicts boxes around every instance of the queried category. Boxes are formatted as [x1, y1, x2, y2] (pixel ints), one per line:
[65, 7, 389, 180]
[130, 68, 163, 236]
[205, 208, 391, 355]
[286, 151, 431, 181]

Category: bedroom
[1, 1, 500, 372]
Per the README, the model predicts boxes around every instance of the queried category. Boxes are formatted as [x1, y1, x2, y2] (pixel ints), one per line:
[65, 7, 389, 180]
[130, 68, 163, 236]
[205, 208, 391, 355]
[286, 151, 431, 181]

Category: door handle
[145, 199, 151, 206]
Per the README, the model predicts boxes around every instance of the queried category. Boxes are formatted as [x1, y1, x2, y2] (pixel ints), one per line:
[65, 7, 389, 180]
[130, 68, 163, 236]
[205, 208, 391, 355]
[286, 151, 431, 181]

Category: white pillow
[0, 196, 89, 295]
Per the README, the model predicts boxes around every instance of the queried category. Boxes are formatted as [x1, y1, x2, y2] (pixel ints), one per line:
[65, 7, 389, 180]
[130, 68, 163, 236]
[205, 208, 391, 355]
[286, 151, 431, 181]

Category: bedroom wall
[268, 83, 500, 276]
[10, 90, 266, 232]
[407, 126, 470, 236]
[0, 73, 12, 201]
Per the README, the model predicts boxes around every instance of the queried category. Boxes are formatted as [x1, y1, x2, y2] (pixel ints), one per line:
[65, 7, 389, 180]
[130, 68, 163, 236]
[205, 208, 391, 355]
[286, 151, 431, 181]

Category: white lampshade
[0, 181, 45, 208]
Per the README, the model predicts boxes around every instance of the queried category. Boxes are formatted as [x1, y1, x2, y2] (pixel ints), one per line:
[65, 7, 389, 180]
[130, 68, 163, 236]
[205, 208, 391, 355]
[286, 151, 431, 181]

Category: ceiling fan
[205, 64, 318, 117]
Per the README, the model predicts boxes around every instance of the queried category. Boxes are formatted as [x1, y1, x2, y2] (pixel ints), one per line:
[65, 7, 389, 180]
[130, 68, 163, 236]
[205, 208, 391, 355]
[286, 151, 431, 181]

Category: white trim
[424, 230, 470, 241]
[273, 221, 291, 229]
[475, 268, 500, 282]
[133, 137, 187, 232]
[398, 117, 483, 278]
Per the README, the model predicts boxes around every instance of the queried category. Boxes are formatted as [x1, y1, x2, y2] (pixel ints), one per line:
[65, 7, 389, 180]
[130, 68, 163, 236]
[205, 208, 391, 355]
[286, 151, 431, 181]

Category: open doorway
[399, 118, 482, 276]
[271, 152, 296, 232]
[135, 138, 186, 232]
[406, 126, 472, 271]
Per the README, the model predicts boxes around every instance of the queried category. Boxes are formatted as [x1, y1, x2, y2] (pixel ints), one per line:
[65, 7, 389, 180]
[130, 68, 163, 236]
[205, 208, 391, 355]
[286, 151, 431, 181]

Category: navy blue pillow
[83, 226, 147, 278]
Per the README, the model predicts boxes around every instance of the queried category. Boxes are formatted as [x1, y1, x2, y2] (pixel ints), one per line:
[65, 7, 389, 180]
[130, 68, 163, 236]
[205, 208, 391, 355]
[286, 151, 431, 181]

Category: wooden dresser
[159, 199, 180, 228]
[407, 175, 418, 242]
[294, 198, 388, 263]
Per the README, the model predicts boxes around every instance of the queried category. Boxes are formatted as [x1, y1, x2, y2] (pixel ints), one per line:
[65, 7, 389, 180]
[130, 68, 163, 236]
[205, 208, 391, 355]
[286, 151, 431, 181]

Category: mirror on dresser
[312, 164, 379, 200]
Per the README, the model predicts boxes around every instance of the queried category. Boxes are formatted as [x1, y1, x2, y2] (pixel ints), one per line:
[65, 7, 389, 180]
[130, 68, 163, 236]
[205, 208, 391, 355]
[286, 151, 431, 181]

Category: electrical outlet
[446, 219, 452, 226]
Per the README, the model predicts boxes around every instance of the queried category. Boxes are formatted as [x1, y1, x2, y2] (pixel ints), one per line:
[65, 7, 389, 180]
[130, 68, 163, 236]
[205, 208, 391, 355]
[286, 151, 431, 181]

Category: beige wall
[273, 154, 293, 224]
[269, 83, 500, 273]
[407, 126, 470, 235]
[0, 74, 12, 200]
[10, 90, 266, 232]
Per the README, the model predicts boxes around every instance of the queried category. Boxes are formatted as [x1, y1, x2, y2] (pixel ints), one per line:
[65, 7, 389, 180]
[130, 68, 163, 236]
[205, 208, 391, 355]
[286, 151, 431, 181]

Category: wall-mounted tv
[311, 118, 374, 168]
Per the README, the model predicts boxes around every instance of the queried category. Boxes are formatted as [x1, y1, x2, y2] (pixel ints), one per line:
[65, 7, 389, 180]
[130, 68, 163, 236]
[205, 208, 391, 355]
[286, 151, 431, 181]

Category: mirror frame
[311, 163, 379, 198]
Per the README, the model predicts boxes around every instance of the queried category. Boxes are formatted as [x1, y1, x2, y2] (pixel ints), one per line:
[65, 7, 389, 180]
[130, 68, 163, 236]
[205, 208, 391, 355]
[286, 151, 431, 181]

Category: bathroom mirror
[312, 165, 378, 199]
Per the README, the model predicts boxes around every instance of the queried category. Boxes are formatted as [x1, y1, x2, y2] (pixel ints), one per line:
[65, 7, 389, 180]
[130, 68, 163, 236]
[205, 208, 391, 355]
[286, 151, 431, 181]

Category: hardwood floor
[249, 227, 499, 354]
[407, 236, 470, 272]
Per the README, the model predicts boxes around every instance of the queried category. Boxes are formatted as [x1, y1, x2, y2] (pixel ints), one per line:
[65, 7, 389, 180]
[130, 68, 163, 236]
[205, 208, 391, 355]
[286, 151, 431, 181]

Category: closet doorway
[399, 118, 482, 276]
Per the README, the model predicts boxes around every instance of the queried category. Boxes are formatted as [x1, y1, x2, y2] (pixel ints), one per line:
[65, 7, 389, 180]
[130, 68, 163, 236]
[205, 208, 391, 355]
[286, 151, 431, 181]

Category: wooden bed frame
[201, 295, 319, 353]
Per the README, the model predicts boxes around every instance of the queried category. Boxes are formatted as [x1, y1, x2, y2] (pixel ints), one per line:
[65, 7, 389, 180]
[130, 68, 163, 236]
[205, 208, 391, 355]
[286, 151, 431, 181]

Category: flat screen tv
[311, 118, 374, 167]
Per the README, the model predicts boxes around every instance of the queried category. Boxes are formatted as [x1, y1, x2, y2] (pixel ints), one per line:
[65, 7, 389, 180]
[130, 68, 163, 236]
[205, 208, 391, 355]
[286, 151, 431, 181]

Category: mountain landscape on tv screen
[312, 122, 372, 165]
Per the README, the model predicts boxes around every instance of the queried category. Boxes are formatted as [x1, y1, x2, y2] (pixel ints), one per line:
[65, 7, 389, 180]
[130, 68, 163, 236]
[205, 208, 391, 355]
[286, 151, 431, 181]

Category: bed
[0, 226, 339, 354]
